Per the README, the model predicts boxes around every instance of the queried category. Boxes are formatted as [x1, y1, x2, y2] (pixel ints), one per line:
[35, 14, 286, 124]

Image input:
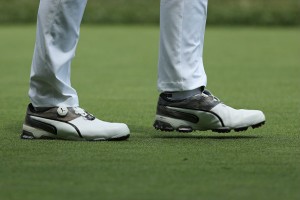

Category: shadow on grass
[153, 135, 260, 140]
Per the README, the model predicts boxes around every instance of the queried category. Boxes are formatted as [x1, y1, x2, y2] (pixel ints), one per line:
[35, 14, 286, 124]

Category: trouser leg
[158, 0, 208, 92]
[29, 0, 87, 107]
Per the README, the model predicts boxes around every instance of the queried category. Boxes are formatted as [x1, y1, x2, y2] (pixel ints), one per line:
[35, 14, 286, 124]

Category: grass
[0, 25, 299, 200]
[1, 0, 300, 25]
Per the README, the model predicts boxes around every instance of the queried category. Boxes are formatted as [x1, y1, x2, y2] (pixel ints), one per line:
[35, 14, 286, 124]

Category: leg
[158, 0, 208, 92]
[154, 0, 265, 133]
[22, 0, 130, 141]
[29, 0, 87, 107]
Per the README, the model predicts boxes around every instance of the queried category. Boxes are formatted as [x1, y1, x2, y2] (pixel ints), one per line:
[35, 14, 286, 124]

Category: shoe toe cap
[235, 109, 266, 128]
[212, 104, 266, 128]
[70, 117, 130, 140]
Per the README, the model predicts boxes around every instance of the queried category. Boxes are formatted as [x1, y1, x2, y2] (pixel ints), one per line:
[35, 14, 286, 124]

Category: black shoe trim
[212, 121, 266, 133]
[26, 115, 57, 135]
[157, 105, 199, 123]
[157, 105, 225, 128]
[234, 127, 248, 132]
[26, 115, 83, 138]
[67, 122, 83, 138]
[212, 128, 231, 133]
[252, 121, 265, 129]
[107, 134, 130, 141]
[207, 110, 225, 127]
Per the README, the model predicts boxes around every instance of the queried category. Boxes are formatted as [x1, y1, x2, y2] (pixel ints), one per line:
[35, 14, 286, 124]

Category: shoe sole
[21, 125, 130, 141]
[153, 120, 265, 133]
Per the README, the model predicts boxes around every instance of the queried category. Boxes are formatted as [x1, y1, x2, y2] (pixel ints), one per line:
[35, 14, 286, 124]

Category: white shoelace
[73, 107, 88, 117]
[73, 107, 95, 120]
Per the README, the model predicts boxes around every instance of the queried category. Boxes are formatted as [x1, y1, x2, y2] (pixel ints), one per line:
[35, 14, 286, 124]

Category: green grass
[1, 0, 300, 25]
[0, 25, 299, 200]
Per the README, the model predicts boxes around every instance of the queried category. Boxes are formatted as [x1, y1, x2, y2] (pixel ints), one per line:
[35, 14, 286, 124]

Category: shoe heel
[20, 130, 35, 139]
[153, 120, 175, 132]
[153, 119, 194, 133]
[21, 124, 55, 140]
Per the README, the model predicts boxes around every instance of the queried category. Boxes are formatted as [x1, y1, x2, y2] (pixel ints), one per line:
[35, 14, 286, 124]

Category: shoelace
[202, 90, 221, 102]
[74, 107, 87, 116]
[73, 107, 95, 120]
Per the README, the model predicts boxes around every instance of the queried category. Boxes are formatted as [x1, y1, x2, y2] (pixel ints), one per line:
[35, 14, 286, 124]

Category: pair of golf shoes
[21, 89, 265, 141]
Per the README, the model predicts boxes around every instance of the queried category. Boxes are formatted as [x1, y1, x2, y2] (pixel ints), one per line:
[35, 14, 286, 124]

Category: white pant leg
[29, 0, 87, 107]
[158, 0, 208, 92]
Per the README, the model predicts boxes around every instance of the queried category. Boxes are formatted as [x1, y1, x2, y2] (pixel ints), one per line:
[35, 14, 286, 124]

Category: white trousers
[29, 0, 208, 107]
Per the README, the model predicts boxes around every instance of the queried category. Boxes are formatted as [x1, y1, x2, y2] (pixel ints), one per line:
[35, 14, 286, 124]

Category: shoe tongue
[73, 107, 95, 120]
[202, 89, 212, 96]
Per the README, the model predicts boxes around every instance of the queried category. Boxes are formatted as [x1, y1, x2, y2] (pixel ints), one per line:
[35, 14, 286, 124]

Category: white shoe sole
[154, 112, 265, 133]
[21, 124, 130, 141]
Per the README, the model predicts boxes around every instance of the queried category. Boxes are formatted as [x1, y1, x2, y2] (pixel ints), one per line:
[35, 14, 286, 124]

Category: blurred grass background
[0, 0, 299, 26]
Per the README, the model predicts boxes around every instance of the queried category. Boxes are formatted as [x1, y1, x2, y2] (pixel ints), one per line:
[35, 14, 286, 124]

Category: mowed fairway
[0, 26, 299, 200]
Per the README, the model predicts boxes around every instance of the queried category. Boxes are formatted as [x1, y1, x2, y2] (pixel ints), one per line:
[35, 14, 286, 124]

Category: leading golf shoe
[154, 90, 265, 133]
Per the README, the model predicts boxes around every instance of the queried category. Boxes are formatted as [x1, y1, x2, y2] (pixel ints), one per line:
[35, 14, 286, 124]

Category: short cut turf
[0, 26, 299, 200]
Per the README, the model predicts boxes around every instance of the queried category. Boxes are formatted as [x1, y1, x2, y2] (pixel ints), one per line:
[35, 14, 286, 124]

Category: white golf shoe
[21, 104, 130, 141]
[154, 90, 265, 133]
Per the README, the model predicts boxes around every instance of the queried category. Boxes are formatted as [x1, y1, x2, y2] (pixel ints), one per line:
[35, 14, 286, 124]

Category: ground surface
[0, 26, 299, 200]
